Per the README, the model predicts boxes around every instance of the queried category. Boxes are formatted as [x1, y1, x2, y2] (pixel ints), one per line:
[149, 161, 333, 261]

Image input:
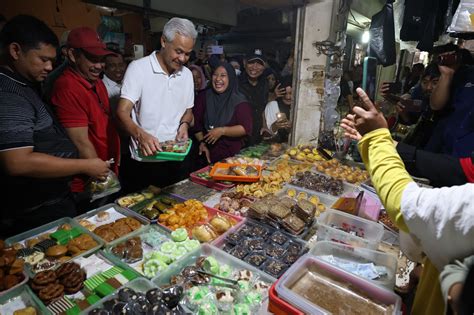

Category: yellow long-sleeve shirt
[358, 128, 444, 315]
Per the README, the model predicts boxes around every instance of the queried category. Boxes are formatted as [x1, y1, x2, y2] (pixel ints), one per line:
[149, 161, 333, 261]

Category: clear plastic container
[152, 244, 276, 285]
[276, 254, 402, 315]
[309, 241, 397, 289]
[5, 217, 104, 277]
[102, 224, 172, 278]
[0, 284, 48, 315]
[339, 191, 382, 222]
[316, 209, 384, 250]
[74, 203, 150, 244]
[79, 277, 191, 314]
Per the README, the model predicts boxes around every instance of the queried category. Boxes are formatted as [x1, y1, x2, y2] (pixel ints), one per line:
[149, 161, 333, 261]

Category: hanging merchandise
[400, 0, 454, 51]
[369, 0, 397, 66]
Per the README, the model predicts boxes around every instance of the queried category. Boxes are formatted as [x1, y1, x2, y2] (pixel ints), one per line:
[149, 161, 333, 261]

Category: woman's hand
[204, 127, 225, 145]
[199, 142, 211, 163]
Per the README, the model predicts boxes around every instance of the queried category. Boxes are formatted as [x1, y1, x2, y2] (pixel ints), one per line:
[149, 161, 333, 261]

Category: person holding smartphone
[263, 75, 292, 142]
[426, 44, 474, 157]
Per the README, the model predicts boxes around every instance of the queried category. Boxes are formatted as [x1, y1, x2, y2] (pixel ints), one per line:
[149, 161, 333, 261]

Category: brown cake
[281, 214, 306, 234]
[294, 199, 316, 222]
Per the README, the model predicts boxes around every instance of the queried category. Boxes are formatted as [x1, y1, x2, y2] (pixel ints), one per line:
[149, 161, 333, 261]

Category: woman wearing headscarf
[193, 62, 253, 163]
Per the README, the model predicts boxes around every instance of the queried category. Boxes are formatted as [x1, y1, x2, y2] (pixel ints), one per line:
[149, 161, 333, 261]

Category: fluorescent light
[362, 30, 370, 43]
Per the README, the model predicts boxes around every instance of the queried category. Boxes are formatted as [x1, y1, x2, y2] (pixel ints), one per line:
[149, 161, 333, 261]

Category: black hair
[422, 63, 440, 79]
[0, 15, 58, 52]
[412, 63, 425, 72]
[279, 75, 293, 89]
[459, 48, 474, 65]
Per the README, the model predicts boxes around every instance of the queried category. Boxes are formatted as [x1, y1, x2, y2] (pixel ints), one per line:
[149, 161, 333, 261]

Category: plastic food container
[190, 165, 236, 190]
[74, 204, 149, 244]
[0, 271, 29, 299]
[156, 201, 243, 241]
[6, 217, 104, 277]
[0, 284, 48, 315]
[276, 254, 402, 315]
[337, 191, 382, 222]
[268, 281, 304, 315]
[210, 162, 262, 182]
[137, 139, 192, 161]
[309, 241, 398, 289]
[212, 219, 308, 279]
[152, 244, 276, 284]
[79, 277, 189, 314]
[316, 209, 384, 250]
[127, 193, 184, 223]
[102, 225, 174, 278]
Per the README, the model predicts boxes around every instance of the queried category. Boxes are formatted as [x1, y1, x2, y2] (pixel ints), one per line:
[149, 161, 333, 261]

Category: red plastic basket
[268, 281, 304, 315]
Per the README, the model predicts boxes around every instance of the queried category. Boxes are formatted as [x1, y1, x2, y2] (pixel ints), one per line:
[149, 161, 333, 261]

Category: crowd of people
[0, 15, 294, 237]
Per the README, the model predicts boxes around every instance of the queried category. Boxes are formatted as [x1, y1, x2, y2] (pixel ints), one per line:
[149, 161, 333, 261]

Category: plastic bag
[87, 170, 121, 202]
[369, 0, 396, 66]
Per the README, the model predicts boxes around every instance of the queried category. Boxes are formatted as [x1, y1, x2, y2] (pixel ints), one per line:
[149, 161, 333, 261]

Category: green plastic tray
[138, 139, 192, 161]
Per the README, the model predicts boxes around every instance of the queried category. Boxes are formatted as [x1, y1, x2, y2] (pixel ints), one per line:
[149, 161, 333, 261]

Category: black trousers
[120, 154, 189, 194]
[1, 194, 76, 238]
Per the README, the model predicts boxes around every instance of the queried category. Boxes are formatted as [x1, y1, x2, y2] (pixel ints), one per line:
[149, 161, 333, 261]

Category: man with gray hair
[117, 17, 197, 191]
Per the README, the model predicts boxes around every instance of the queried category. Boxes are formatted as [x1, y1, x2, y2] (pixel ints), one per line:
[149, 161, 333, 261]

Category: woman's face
[212, 66, 229, 94]
[192, 69, 203, 91]
[267, 74, 276, 90]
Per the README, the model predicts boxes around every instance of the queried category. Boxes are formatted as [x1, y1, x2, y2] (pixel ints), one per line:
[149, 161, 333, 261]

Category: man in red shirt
[51, 27, 120, 210]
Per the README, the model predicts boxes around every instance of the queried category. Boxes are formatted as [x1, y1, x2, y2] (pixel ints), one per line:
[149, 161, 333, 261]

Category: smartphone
[276, 112, 287, 121]
[206, 45, 224, 55]
[362, 57, 377, 102]
[400, 99, 423, 112]
[438, 52, 457, 66]
[385, 82, 402, 94]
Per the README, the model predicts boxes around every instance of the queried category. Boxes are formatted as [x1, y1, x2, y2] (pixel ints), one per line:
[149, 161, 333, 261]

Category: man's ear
[8, 42, 22, 61]
[66, 48, 76, 63]
[160, 36, 166, 49]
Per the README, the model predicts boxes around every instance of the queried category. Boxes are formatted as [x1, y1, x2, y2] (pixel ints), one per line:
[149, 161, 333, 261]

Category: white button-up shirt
[120, 51, 194, 161]
[102, 74, 122, 113]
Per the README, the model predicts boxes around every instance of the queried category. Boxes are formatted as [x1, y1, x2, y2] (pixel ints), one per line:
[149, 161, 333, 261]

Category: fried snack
[67, 234, 98, 256]
[111, 221, 132, 237]
[78, 219, 96, 232]
[96, 211, 110, 222]
[209, 216, 233, 234]
[45, 245, 68, 258]
[55, 262, 80, 279]
[93, 225, 116, 242]
[38, 283, 64, 303]
[13, 307, 37, 315]
[158, 199, 208, 231]
[315, 159, 369, 184]
[33, 270, 57, 285]
[235, 159, 311, 198]
[9, 259, 24, 275]
[4, 274, 20, 289]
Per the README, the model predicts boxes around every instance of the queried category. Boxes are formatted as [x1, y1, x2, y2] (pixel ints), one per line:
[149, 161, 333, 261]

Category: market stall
[0, 143, 414, 315]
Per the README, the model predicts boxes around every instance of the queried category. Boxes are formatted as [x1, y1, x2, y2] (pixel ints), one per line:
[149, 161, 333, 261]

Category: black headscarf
[204, 62, 247, 130]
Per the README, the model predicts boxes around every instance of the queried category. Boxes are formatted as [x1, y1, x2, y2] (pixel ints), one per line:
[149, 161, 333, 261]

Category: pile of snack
[116, 185, 161, 208]
[78, 211, 142, 243]
[290, 171, 344, 196]
[235, 159, 310, 198]
[133, 195, 179, 221]
[282, 144, 331, 162]
[225, 156, 267, 166]
[214, 191, 256, 216]
[220, 221, 307, 278]
[0, 241, 25, 292]
[87, 284, 187, 314]
[160, 139, 190, 153]
[248, 194, 316, 235]
[283, 188, 328, 217]
[14, 224, 99, 275]
[314, 159, 369, 184]
[110, 228, 200, 278]
[157, 255, 271, 314]
[214, 165, 259, 177]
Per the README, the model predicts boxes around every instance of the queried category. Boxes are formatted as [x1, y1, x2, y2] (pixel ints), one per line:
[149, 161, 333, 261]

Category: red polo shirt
[51, 67, 120, 192]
